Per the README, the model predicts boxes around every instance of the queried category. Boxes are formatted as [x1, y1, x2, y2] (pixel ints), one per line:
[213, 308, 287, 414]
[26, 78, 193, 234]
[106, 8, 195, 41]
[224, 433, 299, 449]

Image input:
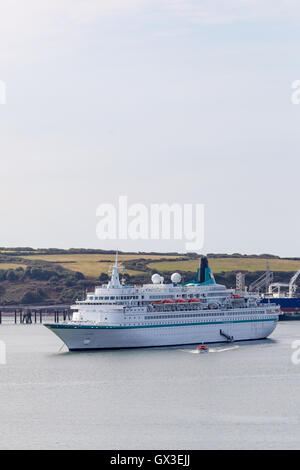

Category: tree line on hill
[0, 256, 298, 305]
[0, 265, 93, 305]
[1, 247, 299, 260]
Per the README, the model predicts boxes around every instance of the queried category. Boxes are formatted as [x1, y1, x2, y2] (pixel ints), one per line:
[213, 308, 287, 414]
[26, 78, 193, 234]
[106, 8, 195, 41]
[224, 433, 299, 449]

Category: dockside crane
[249, 264, 300, 298]
[267, 269, 300, 298]
[289, 270, 300, 297]
[249, 262, 273, 293]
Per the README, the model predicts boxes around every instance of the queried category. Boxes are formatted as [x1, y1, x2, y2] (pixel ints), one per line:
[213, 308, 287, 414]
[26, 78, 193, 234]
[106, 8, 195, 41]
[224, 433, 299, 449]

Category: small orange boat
[196, 344, 209, 352]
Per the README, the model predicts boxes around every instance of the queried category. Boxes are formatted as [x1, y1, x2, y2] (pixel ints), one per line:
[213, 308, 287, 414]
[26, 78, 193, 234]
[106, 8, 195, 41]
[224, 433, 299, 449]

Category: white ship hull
[45, 254, 280, 351]
[46, 318, 278, 350]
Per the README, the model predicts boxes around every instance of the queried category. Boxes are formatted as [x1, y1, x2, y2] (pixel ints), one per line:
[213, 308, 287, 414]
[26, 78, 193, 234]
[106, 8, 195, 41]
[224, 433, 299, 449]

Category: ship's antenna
[108, 250, 121, 289]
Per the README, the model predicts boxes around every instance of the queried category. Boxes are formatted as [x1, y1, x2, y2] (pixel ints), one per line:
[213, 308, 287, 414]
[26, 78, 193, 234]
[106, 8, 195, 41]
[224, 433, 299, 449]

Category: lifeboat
[196, 344, 209, 352]
[163, 299, 173, 304]
[189, 298, 199, 303]
[177, 298, 187, 303]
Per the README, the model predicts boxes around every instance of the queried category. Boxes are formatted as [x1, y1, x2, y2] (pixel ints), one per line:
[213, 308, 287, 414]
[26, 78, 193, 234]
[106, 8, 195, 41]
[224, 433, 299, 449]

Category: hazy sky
[0, 0, 299, 256]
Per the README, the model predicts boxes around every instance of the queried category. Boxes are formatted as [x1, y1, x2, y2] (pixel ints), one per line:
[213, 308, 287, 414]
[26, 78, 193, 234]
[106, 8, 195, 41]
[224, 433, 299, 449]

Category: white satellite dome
[151, 273, 162, 284]
[171, 272, 181, 284]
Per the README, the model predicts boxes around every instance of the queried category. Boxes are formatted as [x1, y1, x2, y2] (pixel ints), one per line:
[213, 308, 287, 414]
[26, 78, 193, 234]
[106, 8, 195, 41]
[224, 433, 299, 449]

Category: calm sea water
[0, 322, 300, 450]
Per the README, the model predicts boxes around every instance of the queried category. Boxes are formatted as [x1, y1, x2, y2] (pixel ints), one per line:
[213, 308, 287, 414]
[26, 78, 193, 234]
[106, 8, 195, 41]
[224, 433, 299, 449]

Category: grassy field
[1, 253, 299, 279]
[23, 254, 181, 278]
[148, 257, 300, 274]
[0, 263, 27, 271]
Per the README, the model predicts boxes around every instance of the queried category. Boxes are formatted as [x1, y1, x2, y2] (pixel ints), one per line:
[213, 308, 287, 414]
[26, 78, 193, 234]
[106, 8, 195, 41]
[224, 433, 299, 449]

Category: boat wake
[209, 345, 239, 353]
[180, 345, 240, 354]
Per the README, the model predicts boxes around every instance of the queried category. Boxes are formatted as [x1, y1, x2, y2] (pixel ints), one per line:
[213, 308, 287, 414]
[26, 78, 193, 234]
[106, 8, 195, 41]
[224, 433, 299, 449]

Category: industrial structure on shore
[236, 264, 300, 319]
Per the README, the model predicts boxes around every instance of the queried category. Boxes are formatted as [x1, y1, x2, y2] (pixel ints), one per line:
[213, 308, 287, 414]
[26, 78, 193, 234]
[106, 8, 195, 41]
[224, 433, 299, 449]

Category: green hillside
[0, 248, 299, 305]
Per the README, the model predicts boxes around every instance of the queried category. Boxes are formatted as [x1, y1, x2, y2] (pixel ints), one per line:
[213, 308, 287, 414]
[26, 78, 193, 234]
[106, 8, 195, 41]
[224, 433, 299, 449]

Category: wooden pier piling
[0, 305, 71, 325]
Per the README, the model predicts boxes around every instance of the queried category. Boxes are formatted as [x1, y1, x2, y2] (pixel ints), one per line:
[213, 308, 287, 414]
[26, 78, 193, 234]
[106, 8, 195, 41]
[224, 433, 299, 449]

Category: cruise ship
[45, 255, 280, 350]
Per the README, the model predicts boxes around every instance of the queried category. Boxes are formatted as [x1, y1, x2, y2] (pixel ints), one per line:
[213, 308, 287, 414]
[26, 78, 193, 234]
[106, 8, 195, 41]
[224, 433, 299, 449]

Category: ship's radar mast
[107, 252, 123, 289]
